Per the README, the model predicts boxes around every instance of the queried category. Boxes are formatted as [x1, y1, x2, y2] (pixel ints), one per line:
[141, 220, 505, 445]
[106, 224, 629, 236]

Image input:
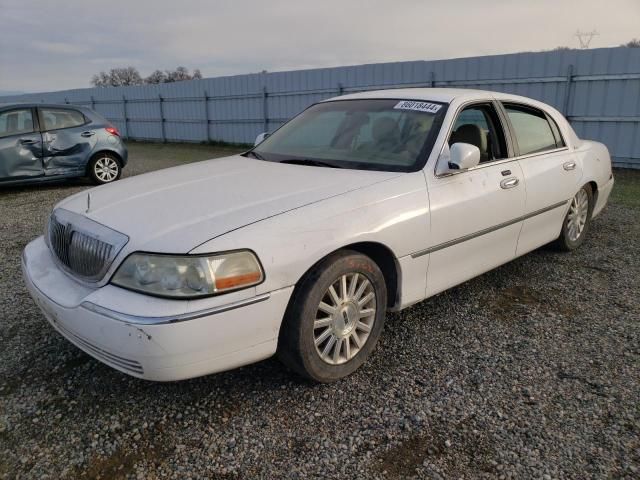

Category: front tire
[278, 250, 387, 383]
[88, 153, 121, 185]
[555, 184, 593, 251]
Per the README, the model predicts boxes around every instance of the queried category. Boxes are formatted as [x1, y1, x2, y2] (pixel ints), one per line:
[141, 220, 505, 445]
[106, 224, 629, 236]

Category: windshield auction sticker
[394, 100, 442, 113]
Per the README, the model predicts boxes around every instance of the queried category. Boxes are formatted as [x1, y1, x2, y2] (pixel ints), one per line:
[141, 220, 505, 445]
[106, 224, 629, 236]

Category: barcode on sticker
[394, 100, 442, 113]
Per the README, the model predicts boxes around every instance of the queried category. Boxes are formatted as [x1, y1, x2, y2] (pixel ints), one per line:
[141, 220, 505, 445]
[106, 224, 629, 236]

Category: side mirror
[254, 132, 270, 146]
[447, 142, 480, 171]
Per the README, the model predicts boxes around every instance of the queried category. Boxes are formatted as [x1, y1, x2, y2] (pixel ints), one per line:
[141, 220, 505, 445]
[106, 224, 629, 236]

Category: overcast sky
[1, 0, 638, 93]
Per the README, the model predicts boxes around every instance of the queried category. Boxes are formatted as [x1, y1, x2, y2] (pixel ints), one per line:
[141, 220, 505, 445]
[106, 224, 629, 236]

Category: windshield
[249, 98, 448, 171]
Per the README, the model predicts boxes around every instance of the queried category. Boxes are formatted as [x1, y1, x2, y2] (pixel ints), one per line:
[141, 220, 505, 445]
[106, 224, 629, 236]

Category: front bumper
[22, 236, 293, 381]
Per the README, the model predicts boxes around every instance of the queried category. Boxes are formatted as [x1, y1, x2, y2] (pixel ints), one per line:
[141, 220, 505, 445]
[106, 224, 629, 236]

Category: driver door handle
[563, 161, 576, 171]
[80, 131, 95, 137]
[19, 138, 37, 145]
[500, 177, 519, 189]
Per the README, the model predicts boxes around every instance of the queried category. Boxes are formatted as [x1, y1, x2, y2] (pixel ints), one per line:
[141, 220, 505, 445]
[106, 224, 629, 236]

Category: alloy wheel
[313, 272, 377, 365]
[94, 157, 119, 182]
[566, 188, 589, 242]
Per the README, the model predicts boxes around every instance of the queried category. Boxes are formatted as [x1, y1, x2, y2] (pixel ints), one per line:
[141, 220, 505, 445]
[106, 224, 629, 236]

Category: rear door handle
[563, 161, 576, 171]
[500, 177, 519, 189]
[80, 131, 95, 137]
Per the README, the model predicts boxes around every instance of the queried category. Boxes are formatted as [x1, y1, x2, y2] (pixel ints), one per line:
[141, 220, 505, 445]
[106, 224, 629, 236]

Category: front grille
[47, 209, 128, 283]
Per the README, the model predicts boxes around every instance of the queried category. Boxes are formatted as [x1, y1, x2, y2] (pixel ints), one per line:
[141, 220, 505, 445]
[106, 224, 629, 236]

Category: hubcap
[313, 273, 377, 365]
[566, 188, 589, 242]
[94, 157, 119, 182]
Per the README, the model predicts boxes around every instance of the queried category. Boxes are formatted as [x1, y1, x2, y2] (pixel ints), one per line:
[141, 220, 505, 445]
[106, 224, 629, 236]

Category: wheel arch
[290, 241, 401, 310]
[586, 180, 598, 207]
[86, 150, 123, 174]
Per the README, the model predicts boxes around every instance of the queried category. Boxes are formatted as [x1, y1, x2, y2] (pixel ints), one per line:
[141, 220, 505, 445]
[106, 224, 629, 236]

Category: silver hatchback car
[0, 103, 128, 186]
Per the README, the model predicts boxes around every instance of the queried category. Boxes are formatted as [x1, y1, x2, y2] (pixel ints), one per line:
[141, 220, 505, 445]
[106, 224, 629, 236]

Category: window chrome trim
[436, 146, 571, 178]
[411, 200, 569, 258]
[433, 98, 514, 178]
[80, 293, 272, 325]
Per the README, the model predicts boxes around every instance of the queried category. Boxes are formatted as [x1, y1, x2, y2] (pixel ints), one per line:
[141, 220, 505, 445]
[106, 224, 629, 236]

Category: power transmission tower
[575, 30, 599, 49]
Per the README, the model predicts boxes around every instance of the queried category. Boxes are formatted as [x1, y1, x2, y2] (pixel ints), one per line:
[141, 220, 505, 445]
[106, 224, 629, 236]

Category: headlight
[111, 251, 264, 298]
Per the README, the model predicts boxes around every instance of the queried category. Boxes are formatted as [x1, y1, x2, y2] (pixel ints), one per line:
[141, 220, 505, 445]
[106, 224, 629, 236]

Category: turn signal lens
[105, 126, 120, 136]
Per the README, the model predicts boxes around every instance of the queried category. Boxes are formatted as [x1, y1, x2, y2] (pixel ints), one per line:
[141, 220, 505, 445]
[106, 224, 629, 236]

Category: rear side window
[503, 104, 558, 156]
[0, 109, 34, 138]
[40, 108, 86, 131]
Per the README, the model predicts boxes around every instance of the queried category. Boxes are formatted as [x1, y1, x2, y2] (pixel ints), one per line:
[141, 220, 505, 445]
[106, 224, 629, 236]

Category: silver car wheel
[94, 157, 119, 182]
[313, 273, 377, 365]
[566, 188, 589, 242]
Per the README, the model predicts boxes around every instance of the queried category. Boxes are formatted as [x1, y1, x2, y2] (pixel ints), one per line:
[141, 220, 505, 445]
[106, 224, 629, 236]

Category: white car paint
[22, 88, 614, 381]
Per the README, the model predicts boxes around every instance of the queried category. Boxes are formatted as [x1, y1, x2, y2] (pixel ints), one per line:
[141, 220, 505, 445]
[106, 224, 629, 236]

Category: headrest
[450, 124, 487, 153]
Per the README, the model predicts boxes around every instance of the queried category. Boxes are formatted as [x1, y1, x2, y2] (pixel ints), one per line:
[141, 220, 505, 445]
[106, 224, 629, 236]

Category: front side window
[250, 99, 447, 171]
[40, 108, 86, 131]
[503, 104, 558, 156]
[0, 109, 34, 138]
[449, 103, 508, 162]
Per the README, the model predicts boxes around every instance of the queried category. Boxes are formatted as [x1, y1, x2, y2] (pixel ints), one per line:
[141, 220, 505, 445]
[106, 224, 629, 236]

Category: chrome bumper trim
[80, 293, 271, 326]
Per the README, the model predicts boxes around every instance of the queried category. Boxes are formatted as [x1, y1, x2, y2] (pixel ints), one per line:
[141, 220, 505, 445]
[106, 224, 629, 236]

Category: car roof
[0, 102, 89, 110]
[324, 87, 543, 105]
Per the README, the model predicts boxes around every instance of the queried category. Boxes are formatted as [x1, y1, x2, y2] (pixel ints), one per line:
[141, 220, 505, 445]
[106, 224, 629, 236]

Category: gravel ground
[1, 146, 638, 479]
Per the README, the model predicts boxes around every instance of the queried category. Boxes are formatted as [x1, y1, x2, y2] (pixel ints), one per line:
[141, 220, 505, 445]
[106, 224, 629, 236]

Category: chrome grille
[47, 209, 128, 283]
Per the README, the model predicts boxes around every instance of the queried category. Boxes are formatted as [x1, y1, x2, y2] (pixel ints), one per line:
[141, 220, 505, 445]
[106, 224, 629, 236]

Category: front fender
[191, 172, 431, 306]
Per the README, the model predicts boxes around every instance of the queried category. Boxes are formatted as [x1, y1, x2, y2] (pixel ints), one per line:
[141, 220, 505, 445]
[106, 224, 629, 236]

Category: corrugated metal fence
[3, 46, 640, 168]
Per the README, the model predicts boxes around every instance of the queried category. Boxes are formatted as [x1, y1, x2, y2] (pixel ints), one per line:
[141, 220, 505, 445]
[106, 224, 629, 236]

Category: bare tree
[91, 66, 203, 86]
[91, 67, 143, 87]
[91, 71, 111, 87]
[165, 66, 192, 82]
[622, 38, 640, 47]
[145, 70, 168, 84]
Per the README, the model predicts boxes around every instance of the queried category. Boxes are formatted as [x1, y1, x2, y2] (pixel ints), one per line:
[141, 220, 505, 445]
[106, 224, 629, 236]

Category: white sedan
[22, 88, 614, 382]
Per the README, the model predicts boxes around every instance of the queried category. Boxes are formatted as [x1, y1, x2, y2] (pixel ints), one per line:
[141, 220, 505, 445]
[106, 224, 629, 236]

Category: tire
[88, 153, 122, 185]
[278, 250, 387, 383]
[555, 184, 594, 251]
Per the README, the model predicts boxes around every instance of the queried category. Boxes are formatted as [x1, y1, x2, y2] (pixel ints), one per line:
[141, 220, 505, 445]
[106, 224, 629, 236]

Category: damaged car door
[39, 107, 97, 177]
[0, 107, 43, 181]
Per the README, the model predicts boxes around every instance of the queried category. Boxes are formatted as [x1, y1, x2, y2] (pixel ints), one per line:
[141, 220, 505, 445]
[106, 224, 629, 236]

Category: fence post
[563, 64, 574, 118]
[90, 95, 95, 111]
[203, 90, 210, 142]
[430, 71, 436, 88]
[122, 95, 129, 139]
[262, 86, 268, 133]
[337, 83, 344, 96]
[158, 94, 166, 143]
[64, 97, 69, 104]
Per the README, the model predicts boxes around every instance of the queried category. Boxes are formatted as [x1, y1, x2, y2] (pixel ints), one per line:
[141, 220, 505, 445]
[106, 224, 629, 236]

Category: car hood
[57, 155, 401, 253]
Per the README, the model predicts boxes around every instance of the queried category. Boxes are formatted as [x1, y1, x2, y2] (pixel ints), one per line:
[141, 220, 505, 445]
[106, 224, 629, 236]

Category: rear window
[40, 108, 86, 131]
[0, 109, 34, 138]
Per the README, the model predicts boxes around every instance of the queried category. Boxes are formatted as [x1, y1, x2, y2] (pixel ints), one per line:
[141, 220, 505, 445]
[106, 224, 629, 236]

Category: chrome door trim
[411, 200, 568, 258]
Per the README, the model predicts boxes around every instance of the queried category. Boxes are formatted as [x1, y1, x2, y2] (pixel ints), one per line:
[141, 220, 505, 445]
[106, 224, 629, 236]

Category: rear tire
[278, 250, 387, 383]
[88, 153, 121, 185]
[555, 184, 593, 251]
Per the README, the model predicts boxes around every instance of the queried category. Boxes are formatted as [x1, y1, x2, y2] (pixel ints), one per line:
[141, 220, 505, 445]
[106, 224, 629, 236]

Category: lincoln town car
[22, 89, 614, 382]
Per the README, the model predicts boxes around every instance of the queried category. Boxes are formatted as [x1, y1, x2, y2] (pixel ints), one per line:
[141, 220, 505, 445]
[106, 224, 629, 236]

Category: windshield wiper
[244, 150, 266, 160]
[279, 158, 342, 168]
